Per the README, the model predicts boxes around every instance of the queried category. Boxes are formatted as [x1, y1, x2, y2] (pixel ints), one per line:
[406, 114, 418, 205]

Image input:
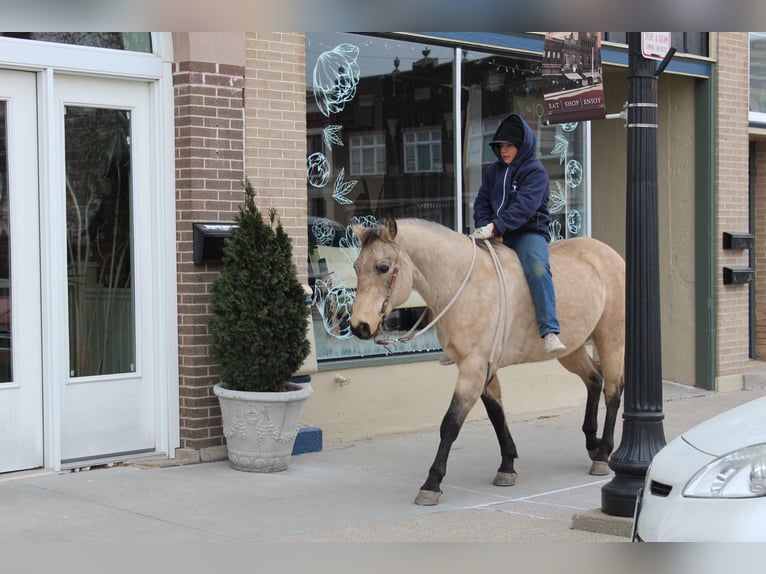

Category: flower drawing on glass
[311, 217, 336, 246]
[307, 152, 331, 188]
[551, 134, 569, 165]
[567, 210, 583, 236]
[548, 180, 567, 214]
[565, 159, 583, 189]
[549, 219, 563, 242]
[313, 43, 361, 117]
[332, 167, 357, 205]
[323, 125, 344, 148]
[313, 279, 355, 339]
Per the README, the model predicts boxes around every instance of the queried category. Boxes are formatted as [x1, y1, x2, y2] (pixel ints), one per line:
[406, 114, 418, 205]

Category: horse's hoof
[493, 471, 517, 486]
[414, 489, 442, 506]
[589, 461, 610, 476]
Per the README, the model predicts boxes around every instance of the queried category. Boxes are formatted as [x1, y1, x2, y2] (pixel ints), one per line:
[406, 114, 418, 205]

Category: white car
[633, 395, 766, 542]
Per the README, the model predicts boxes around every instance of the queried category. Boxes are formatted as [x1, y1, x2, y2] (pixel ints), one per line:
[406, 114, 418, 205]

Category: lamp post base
[601, 475, 644, 517]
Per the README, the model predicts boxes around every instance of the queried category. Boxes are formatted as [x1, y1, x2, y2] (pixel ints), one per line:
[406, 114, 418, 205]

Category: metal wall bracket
[193, 222, 238, 264]
[722, 231, 754, 250]
[723, 266, 754, 285]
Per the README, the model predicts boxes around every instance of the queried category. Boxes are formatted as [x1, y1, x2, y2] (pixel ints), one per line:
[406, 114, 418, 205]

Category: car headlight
[683, 443, 766, 498]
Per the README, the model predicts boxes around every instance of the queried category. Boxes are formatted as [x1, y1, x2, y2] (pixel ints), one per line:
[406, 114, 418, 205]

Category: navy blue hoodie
[473, 113, 551, 241]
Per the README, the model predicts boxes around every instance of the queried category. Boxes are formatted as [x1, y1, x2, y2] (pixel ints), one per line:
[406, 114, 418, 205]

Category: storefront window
[0, 33, 151, 52]
[750, 32, 766, 122]
[306, 33, 589, 364]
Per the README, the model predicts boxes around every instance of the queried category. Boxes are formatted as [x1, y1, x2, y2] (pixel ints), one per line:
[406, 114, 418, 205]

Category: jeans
[502, 232, 560, 338]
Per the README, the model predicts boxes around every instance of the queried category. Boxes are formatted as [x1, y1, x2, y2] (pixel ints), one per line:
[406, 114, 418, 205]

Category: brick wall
[716, 33, 752, 378]
[754, 140, 766, 360]
[174, 61, 245, 450]
[244, 32, 308, 284]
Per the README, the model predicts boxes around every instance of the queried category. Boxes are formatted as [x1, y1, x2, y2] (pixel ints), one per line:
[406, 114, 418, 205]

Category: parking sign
[642, 32, 671, 60]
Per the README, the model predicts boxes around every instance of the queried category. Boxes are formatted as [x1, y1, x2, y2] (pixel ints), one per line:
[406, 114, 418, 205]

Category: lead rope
[482, 239, 508, 394]
[375, 237, 479, 348]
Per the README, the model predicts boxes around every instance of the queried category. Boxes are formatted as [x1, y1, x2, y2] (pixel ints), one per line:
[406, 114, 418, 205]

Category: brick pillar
[174, 61, 245, 452]
[754, 141, 766, 360]
[716, 33, 752, 381]
[244, 32, 308, 284]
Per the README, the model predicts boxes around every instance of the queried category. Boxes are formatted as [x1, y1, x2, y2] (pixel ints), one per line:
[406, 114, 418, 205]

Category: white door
[0, 70, 44, 472]
[55, 75, 156, 465]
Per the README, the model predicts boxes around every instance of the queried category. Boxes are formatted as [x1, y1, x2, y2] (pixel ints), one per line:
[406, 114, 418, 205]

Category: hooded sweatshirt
[473, 113, 551, 241]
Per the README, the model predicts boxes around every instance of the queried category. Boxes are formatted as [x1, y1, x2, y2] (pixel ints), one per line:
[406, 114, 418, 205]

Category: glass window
[306, 33, 454, 362]
[461, 50, 589, 241]
[0, 33, 152, 52]
[750, 33, 766, 122]
[306, 33, 589, 364]
[65, 106, 136, 377]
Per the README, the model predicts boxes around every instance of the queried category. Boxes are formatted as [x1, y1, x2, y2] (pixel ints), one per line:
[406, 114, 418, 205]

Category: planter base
[214, 382, 312, 472]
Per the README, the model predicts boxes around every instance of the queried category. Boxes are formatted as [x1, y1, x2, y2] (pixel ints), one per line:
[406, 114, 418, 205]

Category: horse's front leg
[481, 373, 518, 486]
[415, 372, 483, 506]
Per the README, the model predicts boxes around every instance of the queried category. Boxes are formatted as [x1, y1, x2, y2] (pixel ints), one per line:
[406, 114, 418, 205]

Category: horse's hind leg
[593, 342, 624, 474]
[558, 346, 609, 475]
[481, 374, 518, 487]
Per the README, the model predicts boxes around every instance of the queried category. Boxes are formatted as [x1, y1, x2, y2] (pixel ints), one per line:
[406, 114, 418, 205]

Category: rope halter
[377, 250, 400, 330]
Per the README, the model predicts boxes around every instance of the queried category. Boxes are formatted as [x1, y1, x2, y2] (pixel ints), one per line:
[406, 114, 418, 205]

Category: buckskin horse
[349, 216, 625, 506]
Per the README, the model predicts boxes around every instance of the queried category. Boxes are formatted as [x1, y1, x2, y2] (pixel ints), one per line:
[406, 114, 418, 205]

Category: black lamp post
[601, 32, 673, 517]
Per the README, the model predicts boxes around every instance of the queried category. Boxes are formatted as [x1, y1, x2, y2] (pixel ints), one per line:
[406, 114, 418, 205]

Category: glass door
[56, 75, 156, 465]
[0, 70, 44, 473]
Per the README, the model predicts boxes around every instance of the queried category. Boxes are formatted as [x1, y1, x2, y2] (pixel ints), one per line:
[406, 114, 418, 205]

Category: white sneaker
[544, 333, 566, 354]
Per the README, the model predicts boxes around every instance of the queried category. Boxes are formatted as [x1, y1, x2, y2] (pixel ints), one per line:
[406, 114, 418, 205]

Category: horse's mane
[361, 217, 456, 247]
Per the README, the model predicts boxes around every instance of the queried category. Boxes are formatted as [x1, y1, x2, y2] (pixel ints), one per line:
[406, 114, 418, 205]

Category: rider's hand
[471, 222, 494, 240]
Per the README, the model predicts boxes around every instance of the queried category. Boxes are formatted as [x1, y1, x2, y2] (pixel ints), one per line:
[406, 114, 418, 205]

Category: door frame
[0, 34, 179, 471]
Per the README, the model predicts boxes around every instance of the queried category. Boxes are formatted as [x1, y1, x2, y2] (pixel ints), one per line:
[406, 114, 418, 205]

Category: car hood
[682, 395, 766, 456]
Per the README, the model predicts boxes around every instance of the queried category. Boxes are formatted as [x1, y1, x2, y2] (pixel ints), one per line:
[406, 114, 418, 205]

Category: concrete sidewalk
[1, 382, 764, 543]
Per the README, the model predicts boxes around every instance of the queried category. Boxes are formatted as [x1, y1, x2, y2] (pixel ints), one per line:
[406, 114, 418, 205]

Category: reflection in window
[0, 102, 10, 382]
[403, 128, 443, 173]
[306, 33, 589, 363]
[350, 134, 386, 175]
[65, 106, 136, 377]
[0, 33, 152, 52]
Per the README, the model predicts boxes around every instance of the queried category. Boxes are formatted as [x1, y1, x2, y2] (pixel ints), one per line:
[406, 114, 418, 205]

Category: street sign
[642, 32, 671, 61]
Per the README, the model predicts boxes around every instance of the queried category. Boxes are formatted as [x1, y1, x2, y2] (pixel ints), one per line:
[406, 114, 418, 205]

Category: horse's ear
[383, 215, 398, 240]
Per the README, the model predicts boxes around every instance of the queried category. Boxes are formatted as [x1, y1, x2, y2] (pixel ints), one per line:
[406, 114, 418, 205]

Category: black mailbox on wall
[723, 266, 754, 285]
[193, 222, 238, 265]
[723, 232, 754, 250]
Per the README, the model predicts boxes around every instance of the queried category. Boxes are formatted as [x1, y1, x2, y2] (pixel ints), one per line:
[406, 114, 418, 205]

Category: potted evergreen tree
[209, 179, 312, 472]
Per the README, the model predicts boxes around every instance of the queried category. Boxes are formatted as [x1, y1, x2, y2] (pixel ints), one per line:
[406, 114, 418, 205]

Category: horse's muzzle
[350, 321, 373, 340]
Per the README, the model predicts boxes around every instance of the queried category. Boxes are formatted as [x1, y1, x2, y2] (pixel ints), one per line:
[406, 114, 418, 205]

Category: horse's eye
[376, 264, 390, 275]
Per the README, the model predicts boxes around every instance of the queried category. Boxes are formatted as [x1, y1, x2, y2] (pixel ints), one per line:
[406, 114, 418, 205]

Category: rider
[471, 113, 565, 354]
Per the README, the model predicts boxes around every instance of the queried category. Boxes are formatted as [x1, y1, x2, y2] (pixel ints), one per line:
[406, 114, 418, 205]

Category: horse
[350, 216, 625, 506]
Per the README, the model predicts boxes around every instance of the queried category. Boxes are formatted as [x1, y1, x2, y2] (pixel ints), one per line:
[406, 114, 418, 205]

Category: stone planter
[214, 382, 312, 472]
